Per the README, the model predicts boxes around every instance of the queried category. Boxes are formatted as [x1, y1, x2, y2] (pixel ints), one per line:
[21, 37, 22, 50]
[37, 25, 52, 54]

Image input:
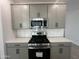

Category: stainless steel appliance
[31, 18, 47, 28]
[31, 18, 47, 35]
[28, 18, 50, 59]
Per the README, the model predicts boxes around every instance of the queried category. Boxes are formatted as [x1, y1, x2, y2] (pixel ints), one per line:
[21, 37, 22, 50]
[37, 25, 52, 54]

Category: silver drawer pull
[59, 44, 64, 46]
[15, 44, 20, 46]
[59, 48, 63, 54]
[16, 49, 20, 54]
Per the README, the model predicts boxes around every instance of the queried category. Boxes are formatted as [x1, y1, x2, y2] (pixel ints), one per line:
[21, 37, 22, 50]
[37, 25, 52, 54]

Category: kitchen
[0, 0, 79, 59]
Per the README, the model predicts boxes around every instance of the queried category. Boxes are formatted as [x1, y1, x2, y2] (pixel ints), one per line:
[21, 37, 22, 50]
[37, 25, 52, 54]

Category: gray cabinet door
[7, 47, 28, 59]
[7, 48, 19, 59]
[51, 47, 70, 59]
[48, 5, 66, 29]
[30, 5, 48, 18]
[19, 48, 28, 59]
[11, 5, 29, 29]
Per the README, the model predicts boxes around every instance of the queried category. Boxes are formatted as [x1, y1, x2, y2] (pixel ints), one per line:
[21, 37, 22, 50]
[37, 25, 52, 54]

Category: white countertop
[5, 37, 72, 43]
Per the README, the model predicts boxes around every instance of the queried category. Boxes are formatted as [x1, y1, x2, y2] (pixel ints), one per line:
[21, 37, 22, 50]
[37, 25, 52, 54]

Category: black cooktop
[28, 35, 50, 43]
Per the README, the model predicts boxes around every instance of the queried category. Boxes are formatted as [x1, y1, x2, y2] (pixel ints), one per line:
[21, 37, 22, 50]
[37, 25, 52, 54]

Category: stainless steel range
[28, 18, 50, 59]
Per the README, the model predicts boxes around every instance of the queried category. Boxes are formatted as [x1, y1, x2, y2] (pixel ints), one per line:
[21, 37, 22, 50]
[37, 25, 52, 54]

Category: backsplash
[16, 29, 64, 38]
[47, 29, 64, 37]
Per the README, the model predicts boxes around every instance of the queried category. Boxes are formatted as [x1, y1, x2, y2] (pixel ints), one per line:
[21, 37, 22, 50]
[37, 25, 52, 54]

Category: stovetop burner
[28, 35, 50, 43]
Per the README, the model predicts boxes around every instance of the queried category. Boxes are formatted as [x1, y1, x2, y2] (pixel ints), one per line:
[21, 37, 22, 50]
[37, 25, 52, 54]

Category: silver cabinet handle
[15, 44, 20, 46]
[16, 49, 20, 54]
[59, 48, 63, 54]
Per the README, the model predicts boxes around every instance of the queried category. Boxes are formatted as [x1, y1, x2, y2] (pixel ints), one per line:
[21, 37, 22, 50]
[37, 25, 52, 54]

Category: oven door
[28, 48, 50, 59]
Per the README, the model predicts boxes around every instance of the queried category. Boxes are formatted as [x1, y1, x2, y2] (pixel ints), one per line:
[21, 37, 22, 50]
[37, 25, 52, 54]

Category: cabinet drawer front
[6, 43, 28, 47]
[51, 42, 72, 47]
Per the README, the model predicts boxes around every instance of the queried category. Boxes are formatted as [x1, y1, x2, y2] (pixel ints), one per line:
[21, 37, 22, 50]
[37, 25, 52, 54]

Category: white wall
[65, 0, 79, 45]
[0, 6, 5, 59]
[0, 0, 15, 59]
[0, 0, 15, 41]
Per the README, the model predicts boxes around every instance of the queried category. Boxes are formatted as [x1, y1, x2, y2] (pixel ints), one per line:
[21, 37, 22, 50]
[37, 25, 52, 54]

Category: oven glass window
[36, 52, 43, 57]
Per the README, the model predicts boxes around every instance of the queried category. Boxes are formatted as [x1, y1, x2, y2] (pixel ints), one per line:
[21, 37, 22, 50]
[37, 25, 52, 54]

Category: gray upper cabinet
[30, 5, 48, 19]
[11, 4, 66, 30]
[48, 5, 66, 29]
[11, 5, 29, 29]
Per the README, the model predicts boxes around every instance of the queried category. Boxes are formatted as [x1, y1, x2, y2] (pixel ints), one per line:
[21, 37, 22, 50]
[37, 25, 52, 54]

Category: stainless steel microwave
[31, 18, 47, 28]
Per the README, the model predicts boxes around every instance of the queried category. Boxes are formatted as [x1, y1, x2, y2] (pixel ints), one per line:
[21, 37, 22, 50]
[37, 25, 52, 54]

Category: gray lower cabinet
[19, 48, 28, 59]
[52, 47, 70, 59]
[51, 43, 71, 59]
[6, 43, 71, 59]
[7, 48, 19, 59]
[6, 43, 28, 59]
[7, 48, 28, 59]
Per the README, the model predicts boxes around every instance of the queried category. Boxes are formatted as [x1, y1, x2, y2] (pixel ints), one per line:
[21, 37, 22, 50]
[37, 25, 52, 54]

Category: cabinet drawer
[51, 42, 72, 47]
[6, 43, 28, 47]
